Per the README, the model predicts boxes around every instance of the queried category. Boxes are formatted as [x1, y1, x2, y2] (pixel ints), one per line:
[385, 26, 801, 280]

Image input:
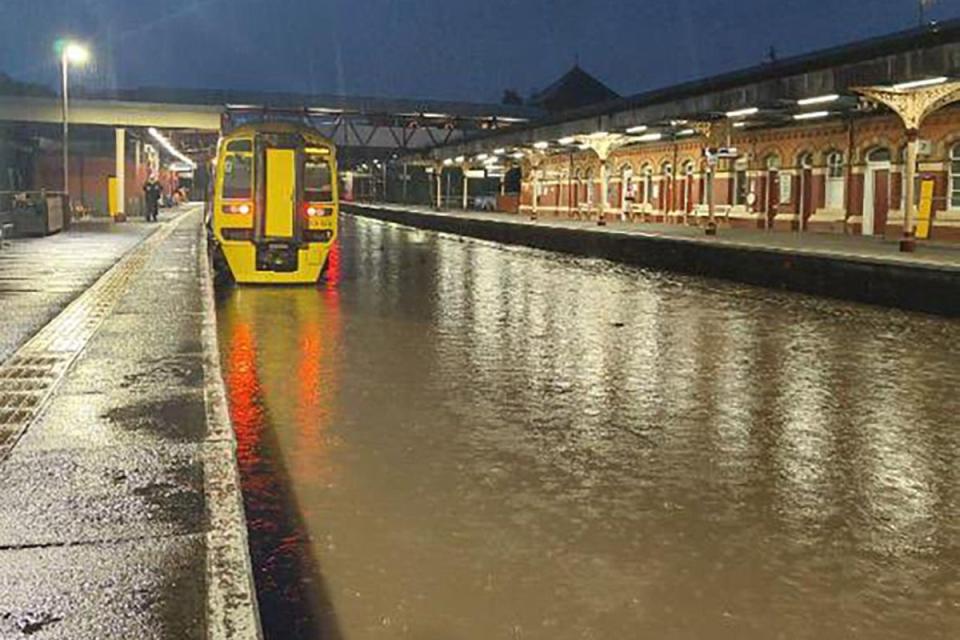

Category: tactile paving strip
[0, 214, 188, 462]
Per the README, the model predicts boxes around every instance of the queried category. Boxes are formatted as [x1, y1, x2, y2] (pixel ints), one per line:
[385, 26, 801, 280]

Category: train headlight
[223, 202, 253, 215]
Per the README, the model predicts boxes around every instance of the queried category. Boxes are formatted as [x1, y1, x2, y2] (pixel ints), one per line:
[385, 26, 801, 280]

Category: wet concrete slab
[0, 443, 205, 547]
[0, 535, 206, 640]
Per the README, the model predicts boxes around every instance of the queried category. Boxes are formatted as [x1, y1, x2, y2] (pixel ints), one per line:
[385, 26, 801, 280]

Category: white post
[598, 159, 608, 226]
[462, 172, 469, 209]
[115, 128, 125, 219]
[903, 130, 919, 247]
[435, 168, 442, 209]
[531, 170, 539, 220]
[61, 51, 69, 198]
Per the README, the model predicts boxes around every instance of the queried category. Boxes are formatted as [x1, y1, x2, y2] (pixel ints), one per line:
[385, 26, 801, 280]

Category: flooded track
[217, 213, 960, 639]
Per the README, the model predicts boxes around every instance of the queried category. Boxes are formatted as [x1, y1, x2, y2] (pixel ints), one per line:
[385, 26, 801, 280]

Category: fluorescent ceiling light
[148, 128, 196, 169]
[455, 155, 465, 163]
[511, 152, 524, 159]
[493, 148, 506, 155]
[726, 107, 759, 118]
[533, 141, 549, 149]
[797, 94, 839, 106]
[732, 121, 748, 128]
[793, 110, 830, 120]
[893, 76, 948, 91]
[676, 129, 695, 136]
[443, 158, 453, 166]
[477, 153, 489, 161]
[626, 125, 647, 134]
[558, 136, 577, 145]
[637, 132, 663, 142]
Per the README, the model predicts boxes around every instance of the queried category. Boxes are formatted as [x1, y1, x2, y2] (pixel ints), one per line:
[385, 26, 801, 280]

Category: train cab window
[226, 139, 252, 153]
[305, 155, 333, 201]
[222, 154, 253, 199]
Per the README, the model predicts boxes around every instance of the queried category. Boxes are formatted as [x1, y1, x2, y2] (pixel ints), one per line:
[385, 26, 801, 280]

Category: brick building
[430, 20, 960, 243]
[520, 106, 960, 240]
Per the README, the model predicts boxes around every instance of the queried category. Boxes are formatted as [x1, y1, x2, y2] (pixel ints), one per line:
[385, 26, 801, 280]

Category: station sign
[703, 147, 739, 159]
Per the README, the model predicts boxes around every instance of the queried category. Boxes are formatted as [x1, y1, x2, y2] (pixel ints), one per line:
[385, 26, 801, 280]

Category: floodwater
[216, 214, 960, 640]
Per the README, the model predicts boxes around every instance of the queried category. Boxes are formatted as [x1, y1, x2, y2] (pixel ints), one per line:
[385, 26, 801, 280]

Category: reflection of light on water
[773, 321, 835, 541]
[225, 321, 264, 477]
[855, 370, 936, 556]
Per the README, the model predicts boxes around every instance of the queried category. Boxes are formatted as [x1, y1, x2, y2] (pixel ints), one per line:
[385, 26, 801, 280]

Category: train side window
[222, 154, 252, 199]
[305, 156, 333, 201]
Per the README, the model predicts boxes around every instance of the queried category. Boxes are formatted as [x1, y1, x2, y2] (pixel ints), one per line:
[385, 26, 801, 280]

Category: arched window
[662, 162, 674, 178]
[683, 160, 695, 177]
[825, 151, 845, 209]
[951, 144, 960, 209]
[620, 164, 634, 206]
[797, 152, 814, 169]
[584, 168, 594, 205]
[867, 147, 891, 163]
[765, 154, 781, 171]
[641, 164, 653, 205]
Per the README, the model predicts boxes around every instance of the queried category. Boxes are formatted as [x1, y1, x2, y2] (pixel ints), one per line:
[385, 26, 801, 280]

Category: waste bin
[1, 191, 67, 237]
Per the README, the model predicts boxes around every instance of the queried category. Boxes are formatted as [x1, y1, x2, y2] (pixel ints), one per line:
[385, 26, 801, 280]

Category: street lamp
[59, 41, 90, 201]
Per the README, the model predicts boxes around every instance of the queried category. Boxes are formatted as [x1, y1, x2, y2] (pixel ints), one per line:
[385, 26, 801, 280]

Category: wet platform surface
[355, 203, 960, 269]
[0, 206, 257, 639]
[219, 214, 960, 639]
[0, 218, 157, 365]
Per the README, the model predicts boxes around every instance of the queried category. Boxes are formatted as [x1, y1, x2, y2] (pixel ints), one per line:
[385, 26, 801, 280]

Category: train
[209, 121, 338, 284]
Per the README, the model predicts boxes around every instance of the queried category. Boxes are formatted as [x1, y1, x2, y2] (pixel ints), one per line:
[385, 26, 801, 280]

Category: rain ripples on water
[218, 214, 960, 640]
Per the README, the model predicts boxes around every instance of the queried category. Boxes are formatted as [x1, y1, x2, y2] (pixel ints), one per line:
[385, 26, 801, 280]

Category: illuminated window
[826, 151, 845, 209]
[950, 144, 960, 209]
[733, 158, 748, 205]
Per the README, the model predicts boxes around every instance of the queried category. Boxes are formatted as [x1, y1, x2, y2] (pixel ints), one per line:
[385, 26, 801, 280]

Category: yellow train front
[211, 122, 338, 284]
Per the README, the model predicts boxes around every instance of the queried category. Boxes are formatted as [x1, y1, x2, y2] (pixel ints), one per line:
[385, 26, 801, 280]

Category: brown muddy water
[217, 213, 960, 639]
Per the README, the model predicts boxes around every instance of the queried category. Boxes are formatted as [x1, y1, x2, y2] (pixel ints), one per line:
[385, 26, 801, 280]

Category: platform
[0, 205, 260, 639]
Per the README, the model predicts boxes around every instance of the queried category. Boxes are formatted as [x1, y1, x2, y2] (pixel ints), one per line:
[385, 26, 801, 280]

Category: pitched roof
[529, 65, 620, 113]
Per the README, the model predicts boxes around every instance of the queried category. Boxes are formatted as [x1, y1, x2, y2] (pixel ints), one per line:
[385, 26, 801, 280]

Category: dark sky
[2, 0, 959, 103]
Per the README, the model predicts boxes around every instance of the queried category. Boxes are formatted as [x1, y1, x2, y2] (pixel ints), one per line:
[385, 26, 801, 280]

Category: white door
[863, 169, 875, 236]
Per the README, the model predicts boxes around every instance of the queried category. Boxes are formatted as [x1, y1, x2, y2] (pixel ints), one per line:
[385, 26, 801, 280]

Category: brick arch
[794, 147, 818, 167]
[855, 136, 895, 164]
[756, 145, 785, 168]
[613, 157, 638, 174]
[936, 132, 960, 160]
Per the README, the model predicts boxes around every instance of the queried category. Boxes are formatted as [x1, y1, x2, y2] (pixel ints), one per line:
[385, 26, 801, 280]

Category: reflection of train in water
[210, 121, 338, 284]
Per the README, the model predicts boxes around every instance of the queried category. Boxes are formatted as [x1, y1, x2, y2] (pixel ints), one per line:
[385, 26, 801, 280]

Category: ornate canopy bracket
[689, 120, 730, 147]
[853, 81, 960, 131]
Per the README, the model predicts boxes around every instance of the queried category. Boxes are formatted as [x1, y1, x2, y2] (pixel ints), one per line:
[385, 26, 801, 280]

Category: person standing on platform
[143, 175, 162, 222]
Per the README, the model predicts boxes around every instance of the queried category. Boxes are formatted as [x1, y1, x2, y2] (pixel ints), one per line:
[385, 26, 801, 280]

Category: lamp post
[59, 41, 90, 201]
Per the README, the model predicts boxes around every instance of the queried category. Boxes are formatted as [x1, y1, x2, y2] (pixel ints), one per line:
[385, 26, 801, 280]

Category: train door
[265, 148, 296, 238]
